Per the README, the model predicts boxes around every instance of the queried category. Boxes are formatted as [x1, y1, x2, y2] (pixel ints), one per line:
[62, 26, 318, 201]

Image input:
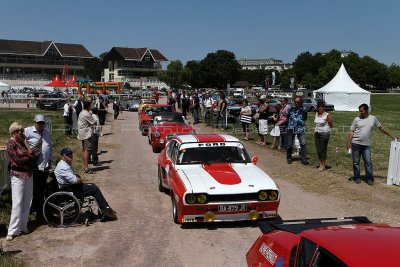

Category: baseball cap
[60, 147, 73, 155]
[34, 114, 46, 122]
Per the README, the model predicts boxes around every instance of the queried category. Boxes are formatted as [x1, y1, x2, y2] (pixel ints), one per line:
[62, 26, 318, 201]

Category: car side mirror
[165, 159, 172, 166]
[251, 156, 258, 165]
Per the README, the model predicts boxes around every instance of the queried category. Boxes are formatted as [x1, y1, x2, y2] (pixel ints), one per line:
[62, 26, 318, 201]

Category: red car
[148, 112, 195, 153]
[158, 134, 280, 224]
[246, 217, 400, 267]
[138, 104, 175, 136]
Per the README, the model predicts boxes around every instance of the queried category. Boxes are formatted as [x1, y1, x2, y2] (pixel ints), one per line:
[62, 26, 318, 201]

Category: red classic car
[148, 112, 195, 153]
[157, 134, 280, 224]
[246, 216, 400, 267]
[138, 104, 175, 135]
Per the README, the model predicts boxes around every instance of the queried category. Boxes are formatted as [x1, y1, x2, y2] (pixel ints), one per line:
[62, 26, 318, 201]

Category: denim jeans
[215, 111, 227, 129]
[351, 143, 373, 181]
[193, 108, 199, 123]
[287, 130, 307, 161]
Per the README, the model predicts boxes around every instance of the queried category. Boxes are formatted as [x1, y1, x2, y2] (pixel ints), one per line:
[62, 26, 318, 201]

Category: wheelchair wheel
[43, 192, 81, 227]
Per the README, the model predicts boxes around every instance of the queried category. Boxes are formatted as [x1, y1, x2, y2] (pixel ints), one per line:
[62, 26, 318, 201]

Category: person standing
[63, 98, 73, 139]
[77, 101, 96, 174]
[277, 98, 289, 150]
[6, 122, 35, 241]
[314, 101, 333, 171]
[347, 103, 397, 185]
[74, 94, 85, 120]
[257, 96, 270, 145]
[240, 99, 252, 140]
[270, 104, 281, 149]
[204, 93, 213, 126]
[96, 97, 107, 136]
[90, 107, 100, 166]
[113, 98, 120, 120]
[25, 115, 53, 221]
[215, 94, 227, 129]
[192, 92, 200, 124]
[286, 96, 308, 165]
[181, 91, 188, 119]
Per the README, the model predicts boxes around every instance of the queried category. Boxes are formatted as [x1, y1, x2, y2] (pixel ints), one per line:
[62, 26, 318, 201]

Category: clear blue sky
[1, 0, 399, 66]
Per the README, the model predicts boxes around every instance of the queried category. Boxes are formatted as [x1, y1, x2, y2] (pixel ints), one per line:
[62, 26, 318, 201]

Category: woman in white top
[240, 99, 252, 140]
[314, 101, 333, 171]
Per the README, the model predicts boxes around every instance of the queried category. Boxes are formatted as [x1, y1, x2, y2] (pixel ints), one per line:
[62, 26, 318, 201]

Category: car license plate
[218, 204, 247, 212]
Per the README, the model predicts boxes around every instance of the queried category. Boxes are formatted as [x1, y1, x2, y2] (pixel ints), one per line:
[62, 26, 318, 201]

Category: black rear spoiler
[258, 216, 372, 234]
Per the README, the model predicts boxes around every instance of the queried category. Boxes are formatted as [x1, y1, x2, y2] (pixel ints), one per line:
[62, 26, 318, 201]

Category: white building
[238, 58, 292, 72]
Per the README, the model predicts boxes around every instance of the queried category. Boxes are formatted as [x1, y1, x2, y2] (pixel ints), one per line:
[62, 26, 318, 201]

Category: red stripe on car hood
[202, 163, 241, 185]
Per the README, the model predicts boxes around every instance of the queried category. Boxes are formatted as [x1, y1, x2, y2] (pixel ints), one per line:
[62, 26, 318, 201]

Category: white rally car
[157, 134, 280, 223]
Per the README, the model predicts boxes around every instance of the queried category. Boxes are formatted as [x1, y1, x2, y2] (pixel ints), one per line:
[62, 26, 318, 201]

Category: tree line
[85, 49, 400, 91]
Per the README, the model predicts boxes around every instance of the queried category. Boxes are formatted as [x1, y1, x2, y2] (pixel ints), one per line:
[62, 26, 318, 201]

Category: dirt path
[3, 102, 400, 267]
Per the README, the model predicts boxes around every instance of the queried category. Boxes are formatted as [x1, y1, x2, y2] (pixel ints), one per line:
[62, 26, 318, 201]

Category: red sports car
[246, 216, 400, 267]
[148, 112, 195, 153]
[158, 134, 280, 224]
[138, 104, 175, 136]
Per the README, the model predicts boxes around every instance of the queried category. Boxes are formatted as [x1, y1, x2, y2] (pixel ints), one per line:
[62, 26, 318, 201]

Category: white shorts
[259, 119, 268, 135]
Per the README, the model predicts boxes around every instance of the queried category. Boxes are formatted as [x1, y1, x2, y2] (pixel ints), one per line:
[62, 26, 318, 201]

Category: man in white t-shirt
[347, 103, 397, 185]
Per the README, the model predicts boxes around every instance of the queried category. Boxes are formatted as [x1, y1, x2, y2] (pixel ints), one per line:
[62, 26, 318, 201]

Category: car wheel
[158, 165, 165, 192]
[141, 130, 146, 136]
[172, 195, 180, 224]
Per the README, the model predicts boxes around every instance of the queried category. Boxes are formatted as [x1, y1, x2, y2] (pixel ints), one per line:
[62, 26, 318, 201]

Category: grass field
[235, 94, 400, 179]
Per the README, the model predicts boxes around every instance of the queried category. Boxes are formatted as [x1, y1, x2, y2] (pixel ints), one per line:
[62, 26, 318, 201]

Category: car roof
[303, 224, 400, 266]
[259, 217, 400, 266]
[175, 134, 239, 144]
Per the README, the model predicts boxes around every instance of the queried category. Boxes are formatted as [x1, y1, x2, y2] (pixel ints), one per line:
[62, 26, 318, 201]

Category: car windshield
[144, 106, 173, 115]
[154, 113, 185, 125]
[228, 99, 243, 106]
[177, 146, 251, 165]
[142, 99, 156, 104]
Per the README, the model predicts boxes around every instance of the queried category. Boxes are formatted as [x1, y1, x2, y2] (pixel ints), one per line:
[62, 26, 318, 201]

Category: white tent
[0, 81, 9, 92]
[313, 64, 371, 111]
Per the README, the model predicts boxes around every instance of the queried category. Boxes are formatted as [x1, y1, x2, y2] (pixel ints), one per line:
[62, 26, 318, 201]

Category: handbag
[240, 114, 252, 124]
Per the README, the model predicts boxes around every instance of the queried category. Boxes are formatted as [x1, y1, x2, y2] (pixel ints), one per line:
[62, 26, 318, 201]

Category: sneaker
[367, 179, 374, 186]
[6, 235, 15, 241]
[354, 178, 361, 184]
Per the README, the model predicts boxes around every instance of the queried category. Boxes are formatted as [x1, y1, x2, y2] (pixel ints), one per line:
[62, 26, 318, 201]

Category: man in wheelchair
[54, 147, 117, 222]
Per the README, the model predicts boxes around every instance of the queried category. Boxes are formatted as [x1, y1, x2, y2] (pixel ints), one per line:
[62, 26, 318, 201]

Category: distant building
[238, 58, 292, 72]
[101, 47, 168, 88]
[0, 38, 92, 79]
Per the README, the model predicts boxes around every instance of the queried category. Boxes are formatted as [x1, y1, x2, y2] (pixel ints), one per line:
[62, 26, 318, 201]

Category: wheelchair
[42, 173, 100, 227]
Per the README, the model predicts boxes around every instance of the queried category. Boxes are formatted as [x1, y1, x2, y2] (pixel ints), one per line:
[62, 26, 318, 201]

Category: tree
[388, 64, 400, 88]
[165, 60, 184, 88]
[184, 60, 202, 88]
[199, 50, 241, 88]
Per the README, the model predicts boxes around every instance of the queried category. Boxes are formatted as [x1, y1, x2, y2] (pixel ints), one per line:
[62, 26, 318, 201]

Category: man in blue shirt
[286, 96, 309, 165]
[25, 114, 53, 220]
[54, 147, 117, 222]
